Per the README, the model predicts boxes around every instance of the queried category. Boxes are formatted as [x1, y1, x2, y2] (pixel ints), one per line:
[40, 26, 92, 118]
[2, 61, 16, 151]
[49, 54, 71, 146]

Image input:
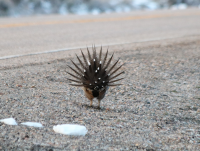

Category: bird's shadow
[74, 102, 104, 110]
[73, 102, 129, 113]
[83, 104, 102, 110]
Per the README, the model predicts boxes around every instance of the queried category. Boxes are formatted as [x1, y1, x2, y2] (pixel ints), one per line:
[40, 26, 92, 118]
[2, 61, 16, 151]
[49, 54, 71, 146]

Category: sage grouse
[67, 46, 124, 108]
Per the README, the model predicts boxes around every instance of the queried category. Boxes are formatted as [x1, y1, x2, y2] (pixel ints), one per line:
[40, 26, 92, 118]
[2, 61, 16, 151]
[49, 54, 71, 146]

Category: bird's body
[67, 46, 124, 108]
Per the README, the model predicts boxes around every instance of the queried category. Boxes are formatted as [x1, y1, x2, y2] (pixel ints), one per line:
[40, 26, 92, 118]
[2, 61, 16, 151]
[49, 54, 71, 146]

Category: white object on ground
[0, 118, 18, 125]
[21, 122, 43, 128]
[53, 124, 88, 136]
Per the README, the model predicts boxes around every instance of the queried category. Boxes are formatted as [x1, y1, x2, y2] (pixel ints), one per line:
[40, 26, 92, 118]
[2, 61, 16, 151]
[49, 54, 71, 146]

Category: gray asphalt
[0, 8, 200, 62]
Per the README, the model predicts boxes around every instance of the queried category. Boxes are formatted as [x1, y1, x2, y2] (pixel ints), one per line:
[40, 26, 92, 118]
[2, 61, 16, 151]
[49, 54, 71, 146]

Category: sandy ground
[0, 38, 200, 150]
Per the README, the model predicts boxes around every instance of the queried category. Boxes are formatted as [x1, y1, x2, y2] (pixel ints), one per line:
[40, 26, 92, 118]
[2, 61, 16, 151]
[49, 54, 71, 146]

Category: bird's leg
[98, 99, 101, 109]
[90, 99, 93, 107]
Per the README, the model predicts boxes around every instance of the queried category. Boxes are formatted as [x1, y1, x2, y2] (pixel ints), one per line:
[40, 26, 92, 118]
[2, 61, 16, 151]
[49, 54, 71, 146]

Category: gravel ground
[0, 40, 200, 150]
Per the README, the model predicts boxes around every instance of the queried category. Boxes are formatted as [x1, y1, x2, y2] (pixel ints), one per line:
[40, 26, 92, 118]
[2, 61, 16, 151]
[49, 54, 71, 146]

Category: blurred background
[0, 0, 200, 17]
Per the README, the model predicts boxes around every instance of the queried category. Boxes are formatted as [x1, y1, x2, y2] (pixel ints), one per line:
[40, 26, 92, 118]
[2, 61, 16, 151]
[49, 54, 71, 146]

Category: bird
[67, 46, 124, 108]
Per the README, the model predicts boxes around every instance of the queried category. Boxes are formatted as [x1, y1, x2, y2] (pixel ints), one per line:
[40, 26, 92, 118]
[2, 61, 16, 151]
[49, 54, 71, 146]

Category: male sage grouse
[67, 46, 124, 108]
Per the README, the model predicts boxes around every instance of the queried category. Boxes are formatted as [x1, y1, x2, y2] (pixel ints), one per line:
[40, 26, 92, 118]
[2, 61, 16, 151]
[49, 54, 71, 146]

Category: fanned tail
[67, 46, 124, 88]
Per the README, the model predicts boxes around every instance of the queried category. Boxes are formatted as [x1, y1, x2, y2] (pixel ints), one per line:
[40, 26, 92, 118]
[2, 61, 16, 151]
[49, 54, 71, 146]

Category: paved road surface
[0, 8, 200, 61]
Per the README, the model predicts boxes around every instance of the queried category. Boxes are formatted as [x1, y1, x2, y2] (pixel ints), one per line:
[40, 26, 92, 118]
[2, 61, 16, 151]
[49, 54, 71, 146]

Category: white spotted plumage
[67, 46, 124, 89]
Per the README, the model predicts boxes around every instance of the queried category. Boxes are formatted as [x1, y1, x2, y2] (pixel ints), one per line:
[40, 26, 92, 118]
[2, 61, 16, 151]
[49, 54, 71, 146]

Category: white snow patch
[131, 0, 159, 10]
[0, 118, 18, 125]
[59, 3, 68, 15]
[71, 4, 89, 15]
[171, 3, 188, 10]
[21, 122, 43, 128]
[91, 8, 101, 15]
[53, 124, 87, 136]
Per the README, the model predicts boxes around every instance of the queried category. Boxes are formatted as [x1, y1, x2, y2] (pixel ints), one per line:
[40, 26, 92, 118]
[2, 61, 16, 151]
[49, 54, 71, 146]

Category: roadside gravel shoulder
[0, 39, 200, 150]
